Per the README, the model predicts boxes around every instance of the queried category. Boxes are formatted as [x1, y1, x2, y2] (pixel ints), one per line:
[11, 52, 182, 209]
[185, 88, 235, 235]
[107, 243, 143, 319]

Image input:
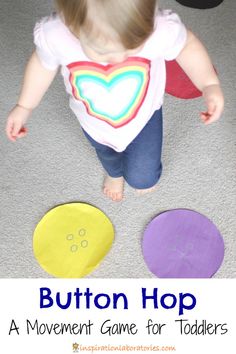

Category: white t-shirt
[34, 10, 187, 152]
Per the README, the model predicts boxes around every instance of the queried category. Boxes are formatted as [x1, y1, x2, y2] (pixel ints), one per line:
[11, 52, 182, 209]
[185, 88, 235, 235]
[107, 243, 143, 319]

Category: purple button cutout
[142, 209, 224, 278]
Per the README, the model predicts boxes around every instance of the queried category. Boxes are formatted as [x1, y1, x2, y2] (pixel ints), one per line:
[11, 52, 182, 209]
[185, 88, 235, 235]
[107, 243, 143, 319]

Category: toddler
[6, 0, 224, 201]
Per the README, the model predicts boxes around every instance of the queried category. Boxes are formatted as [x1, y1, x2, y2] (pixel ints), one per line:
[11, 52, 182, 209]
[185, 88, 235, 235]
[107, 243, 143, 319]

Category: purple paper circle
[142, 209, 224, 278]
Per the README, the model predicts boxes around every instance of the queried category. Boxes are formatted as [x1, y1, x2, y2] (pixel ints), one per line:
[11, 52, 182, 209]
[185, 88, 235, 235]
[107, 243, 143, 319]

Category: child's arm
[6, 50, 58, 141]
[176, 30, 224, 125]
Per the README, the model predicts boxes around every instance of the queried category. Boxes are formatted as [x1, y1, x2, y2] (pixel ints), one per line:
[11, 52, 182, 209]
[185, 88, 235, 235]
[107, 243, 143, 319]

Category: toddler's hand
[6, 104, 31, 142]
[201, 84, 224, 125]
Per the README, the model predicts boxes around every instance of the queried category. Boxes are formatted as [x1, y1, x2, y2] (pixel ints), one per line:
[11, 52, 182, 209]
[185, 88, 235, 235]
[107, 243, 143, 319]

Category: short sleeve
[157, 10, 187, 61]
[34, 16, 60, 70]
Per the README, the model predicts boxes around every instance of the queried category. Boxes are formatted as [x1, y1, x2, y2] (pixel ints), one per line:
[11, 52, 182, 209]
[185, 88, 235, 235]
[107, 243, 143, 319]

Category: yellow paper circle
[33, 203, 114, 278]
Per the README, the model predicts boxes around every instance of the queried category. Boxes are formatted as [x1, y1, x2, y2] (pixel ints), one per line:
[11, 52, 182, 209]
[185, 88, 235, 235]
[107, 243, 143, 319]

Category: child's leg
[123, 108, 163, 192]
[82, 129, 124, 201]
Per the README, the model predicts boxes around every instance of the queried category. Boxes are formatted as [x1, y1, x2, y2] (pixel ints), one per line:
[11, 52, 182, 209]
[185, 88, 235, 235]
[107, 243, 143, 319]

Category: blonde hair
[55, 0, 158, 49]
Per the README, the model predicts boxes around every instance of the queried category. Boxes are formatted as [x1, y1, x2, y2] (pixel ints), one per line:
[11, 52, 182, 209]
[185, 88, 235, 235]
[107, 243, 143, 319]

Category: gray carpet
[0, 0, 235, 278]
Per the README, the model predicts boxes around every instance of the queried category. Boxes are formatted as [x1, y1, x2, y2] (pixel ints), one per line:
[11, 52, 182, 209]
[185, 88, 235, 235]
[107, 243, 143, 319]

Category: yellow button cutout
[33, 203, 114, 278]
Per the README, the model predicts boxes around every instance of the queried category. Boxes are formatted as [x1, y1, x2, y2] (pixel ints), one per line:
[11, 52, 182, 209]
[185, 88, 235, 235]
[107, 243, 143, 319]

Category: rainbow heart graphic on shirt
[67, 58, 151, 128]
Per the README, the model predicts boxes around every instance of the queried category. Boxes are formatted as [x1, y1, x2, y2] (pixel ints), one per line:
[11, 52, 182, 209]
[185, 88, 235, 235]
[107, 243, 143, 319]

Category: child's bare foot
[136, 185, 156, 195]
[103, 176, 124, 201]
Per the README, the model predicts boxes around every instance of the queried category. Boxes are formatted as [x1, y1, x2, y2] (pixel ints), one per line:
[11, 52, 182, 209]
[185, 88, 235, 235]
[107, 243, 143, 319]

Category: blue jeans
[83, 108, 163, 189]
